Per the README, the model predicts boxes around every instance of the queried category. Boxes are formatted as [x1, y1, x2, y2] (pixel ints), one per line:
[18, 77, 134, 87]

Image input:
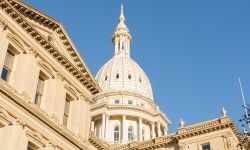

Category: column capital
[138, 117, 142, 122]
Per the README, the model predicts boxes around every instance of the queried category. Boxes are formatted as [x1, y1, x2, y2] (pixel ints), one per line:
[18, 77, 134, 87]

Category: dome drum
[91, 5, 171, 144]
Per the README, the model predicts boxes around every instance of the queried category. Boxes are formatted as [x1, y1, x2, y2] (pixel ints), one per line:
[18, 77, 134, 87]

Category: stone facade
[0, 0, 100, 149]
[0, 0, 247, 150]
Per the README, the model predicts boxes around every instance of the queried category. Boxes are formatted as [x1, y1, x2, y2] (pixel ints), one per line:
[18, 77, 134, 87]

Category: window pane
[63, 97, 71, 126]
[4, 50, 14, 69]
[202, 144, 211, 150]
[1, 67, 9, 81]
[37, 77, 45, 93]
[64, 99, 70, 115]
[34, 93, 42, 105]
[128, 127, 133, 141]
[114, 126, 119, 142]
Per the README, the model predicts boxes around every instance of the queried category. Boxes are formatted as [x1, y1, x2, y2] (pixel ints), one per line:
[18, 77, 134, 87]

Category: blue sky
[23, 0, 250, 133]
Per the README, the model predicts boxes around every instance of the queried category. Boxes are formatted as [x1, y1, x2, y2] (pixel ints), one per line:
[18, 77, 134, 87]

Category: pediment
[1, 0, 100, 94]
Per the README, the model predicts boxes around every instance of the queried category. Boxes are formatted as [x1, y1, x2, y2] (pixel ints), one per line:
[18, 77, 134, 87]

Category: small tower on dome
[112, 5, 132, 58]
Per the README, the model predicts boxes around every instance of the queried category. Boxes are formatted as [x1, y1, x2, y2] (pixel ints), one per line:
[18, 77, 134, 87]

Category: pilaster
[105, 115, 110, 141]
[101, 113, 106, 139]
[122, 115, 127, 143]
[42, 73, 66, 124]
[12, 51, 39, 101]
[138, 117, 142, 142]
[151, 122, 156, 138]
[0, 120, 28, 150]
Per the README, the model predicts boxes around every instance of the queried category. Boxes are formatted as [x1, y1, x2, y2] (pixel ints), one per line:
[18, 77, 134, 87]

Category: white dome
[96, 55, 153, 100]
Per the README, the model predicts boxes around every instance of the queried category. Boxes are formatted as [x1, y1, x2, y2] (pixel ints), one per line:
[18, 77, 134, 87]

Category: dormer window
[128, 100, 133, 105]
[128, 74, 131, 79]
[122, 42, 124, 50]
[115, 100, 120, 104]
[141, 103, 144, 107]
[116, 73, 119, 79]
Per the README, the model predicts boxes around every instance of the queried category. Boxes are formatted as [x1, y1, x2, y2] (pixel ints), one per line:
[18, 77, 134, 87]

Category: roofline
[7, 0, 101, 94]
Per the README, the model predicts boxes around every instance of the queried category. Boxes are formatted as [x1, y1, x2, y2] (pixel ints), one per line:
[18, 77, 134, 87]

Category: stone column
[122, 115, 126, 143]
[157, 122, 161, 137]
[91, 120, 95, 132]
[105, 115, 110, 140]
[164, 127, 168, 135]
[151, 122, 156, 138]
[101, 113, 106, 139]
[138, 117, 142, 142]
[0, 122, 28, 150]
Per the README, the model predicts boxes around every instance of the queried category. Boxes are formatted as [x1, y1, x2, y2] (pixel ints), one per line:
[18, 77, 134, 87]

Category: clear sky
[23, 0, 250, 133]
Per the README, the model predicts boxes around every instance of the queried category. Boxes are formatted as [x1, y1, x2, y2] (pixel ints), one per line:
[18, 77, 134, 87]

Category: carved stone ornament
[0, 106, 13, 124]
[178, 143, 185, 150]
[223, 134, 236, 150]
[26, 130, 46, 145]
[0, 18, 6, 31]
[56, 72, 64, 81]
[27, 47, 38, 57]
[13, 118, 26, 128]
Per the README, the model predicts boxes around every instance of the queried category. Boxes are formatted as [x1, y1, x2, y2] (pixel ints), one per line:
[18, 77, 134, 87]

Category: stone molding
[0, 0, 100, 94]
[91, 103, 171, 125]
[0, 106, 13, 125]
[88, 116, 242, 150]
[0, 79, 91, 150]
[93, 91, 155, 106]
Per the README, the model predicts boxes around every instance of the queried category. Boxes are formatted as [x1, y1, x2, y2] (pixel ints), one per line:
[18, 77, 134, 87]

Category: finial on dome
[119, 4, 125, 22]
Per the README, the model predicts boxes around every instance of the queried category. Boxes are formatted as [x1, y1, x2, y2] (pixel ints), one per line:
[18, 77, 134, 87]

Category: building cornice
[93, 91, 155, 106]
[88, 116, 242, 150]
[89, 131, 109, 150]
[0, 0, 100, 94]
[91, 103, 171, 125]
[0, 80, 91, 150]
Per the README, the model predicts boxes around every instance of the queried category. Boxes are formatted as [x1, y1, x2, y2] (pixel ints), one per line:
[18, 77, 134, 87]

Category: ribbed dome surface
[96, 55, 153, 100]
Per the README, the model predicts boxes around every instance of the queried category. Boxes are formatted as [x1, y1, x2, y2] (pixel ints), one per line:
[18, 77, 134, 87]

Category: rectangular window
[202, 144, 211, 150]
[128, 100, 133, 105]
[114, 126, 119, 143]
[35, 72, 46, 106]
[114, 100, 119, 104]
[1, 50, 15, 82]
[128, 127, 133, 141]
[63, 94, 72, 126]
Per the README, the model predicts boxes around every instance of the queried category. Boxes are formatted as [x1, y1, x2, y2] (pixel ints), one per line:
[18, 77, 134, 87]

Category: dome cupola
[96, 5, 153, 100]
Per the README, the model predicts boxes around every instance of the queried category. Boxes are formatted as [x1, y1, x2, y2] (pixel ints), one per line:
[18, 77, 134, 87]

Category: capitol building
[0, 0, 247, 150]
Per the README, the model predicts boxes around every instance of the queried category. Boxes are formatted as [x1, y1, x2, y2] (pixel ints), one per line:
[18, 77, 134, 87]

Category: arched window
[142, 129, 146, 141]
[128, 126, 133, 141]
[105, 76, 108, 81]
[122, 42, 124, 50]
[128, 74, 131, 79]
[114, 126, 119, 143]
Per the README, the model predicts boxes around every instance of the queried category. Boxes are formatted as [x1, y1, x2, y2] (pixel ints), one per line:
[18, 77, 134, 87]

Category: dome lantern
[112, 5, 132, 58]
